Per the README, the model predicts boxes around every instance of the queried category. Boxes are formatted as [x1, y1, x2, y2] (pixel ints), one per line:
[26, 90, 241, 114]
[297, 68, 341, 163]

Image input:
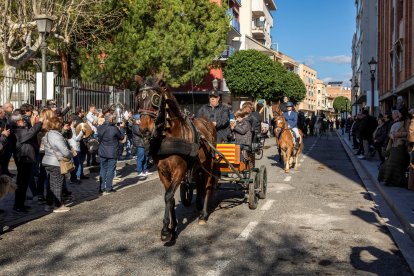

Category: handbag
[47, 133, 75, 175]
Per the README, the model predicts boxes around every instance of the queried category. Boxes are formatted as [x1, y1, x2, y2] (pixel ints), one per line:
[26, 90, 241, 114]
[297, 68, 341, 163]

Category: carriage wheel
[258, 165, 267, 199]
[248, 176, 259, 210]
[180, 180, 193, 207]
[255, 148, 264, 160]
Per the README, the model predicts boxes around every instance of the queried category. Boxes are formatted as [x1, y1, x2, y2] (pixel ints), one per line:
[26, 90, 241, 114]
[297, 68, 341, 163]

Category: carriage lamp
[35, 14, 54, 107]
[212, 78, 219, 91]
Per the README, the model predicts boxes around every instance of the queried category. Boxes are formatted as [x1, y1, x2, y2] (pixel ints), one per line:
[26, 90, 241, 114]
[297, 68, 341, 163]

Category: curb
[336, 132, 414, 242]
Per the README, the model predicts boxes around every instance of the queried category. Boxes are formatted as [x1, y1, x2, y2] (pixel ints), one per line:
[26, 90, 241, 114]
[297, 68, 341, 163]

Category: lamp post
[353, 82, 359, 116]
[368, 57, 377, 116]
[35, 15, 54, 107]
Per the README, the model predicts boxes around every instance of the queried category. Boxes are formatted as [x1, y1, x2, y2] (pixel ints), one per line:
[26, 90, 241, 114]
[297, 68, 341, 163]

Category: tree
[333, 96, 351, 113]
[80, 0, 228, 87]
[0, 0, 123, 101]
[224, 50, 285, 99]
[281, 71, 306, 103]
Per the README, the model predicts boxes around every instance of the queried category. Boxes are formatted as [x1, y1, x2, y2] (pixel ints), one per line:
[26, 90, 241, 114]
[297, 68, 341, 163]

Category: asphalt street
[0, 133, 412, 275]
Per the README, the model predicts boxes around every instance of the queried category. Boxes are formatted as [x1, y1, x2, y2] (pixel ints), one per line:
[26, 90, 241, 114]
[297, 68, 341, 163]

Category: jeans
[71, 151, 86, 179]
[136, 147, 147, 174]
[100, 157, 117, 191]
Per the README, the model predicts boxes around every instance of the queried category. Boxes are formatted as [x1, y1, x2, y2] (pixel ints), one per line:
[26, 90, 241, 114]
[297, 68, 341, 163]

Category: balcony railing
[231, 17, 240, 33]
[220, 46, 236, 59]
[227, 9, 240, 33]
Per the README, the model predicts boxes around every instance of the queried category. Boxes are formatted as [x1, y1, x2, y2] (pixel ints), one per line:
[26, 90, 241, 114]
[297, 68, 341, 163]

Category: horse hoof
[161, 229, 172, 241]
[198, 219, 207, 225]
[161, 232, 172, 242]
[284, 170, 289, 173]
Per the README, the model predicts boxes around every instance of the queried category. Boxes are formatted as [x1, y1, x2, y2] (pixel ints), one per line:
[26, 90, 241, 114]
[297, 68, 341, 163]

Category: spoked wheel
[180, 178, 194, 207]
[248, 174, 259, 210]
[258, 165, 267, 199]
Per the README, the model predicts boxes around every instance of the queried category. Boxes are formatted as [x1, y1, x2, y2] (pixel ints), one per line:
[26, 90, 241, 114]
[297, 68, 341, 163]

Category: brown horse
[135, 76, 217, 242]
[272, 103, 304, 173]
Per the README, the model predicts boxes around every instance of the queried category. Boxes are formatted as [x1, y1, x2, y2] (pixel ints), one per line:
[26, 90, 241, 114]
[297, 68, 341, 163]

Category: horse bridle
[137, 85, 166, 139]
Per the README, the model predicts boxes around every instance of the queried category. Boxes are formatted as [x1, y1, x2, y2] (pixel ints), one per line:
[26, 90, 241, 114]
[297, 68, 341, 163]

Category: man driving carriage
[197, 90, 230, 143]
[284, 102, 301, 146]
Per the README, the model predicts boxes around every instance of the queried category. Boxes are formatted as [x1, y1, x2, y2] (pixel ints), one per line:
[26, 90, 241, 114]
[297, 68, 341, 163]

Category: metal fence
[0, 70, 136, 112]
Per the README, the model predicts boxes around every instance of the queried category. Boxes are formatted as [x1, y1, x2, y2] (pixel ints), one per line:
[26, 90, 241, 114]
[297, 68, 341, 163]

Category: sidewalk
[0, 158, 159, 230]
[337, 131, 414, 242]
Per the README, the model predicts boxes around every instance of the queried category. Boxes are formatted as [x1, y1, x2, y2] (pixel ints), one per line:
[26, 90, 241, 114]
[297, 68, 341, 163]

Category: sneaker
[102, 189, 116, 196]
[44, 205, 54, 212]
[138, 172, 147, 179]
[357, 155, 366, 159]
[53, 205, 70, 213]
[144, 171, 153, 176]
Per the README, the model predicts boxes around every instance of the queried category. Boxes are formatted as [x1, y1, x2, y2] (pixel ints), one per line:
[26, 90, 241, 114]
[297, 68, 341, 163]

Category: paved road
[0, 134, 411, 275]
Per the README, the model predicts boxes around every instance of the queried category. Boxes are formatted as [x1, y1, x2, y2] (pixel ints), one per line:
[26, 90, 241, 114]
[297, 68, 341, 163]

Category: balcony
[231, 17, 240, 33]
[252, 20, 265, 38]
[227, 9, 241, 37]
[220, 45, 236, 60]
[252, 0, 274, 27]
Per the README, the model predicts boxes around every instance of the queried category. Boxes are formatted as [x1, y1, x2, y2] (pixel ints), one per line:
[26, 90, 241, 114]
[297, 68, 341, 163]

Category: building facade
[297, 64, 317, 116]
[239, 0, 277, 55]
[351, 0, 378, 115]
[378, 0, 414, 111]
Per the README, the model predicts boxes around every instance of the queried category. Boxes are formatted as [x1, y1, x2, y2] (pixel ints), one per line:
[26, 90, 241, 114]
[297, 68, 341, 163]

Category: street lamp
[35, 14, 54, 107]
[368, 57, 377, 116]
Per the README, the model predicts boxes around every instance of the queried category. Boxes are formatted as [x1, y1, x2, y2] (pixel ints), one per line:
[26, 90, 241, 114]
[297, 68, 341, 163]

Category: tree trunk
[60, 51, 69, 83]
[2, 65, 17, 103]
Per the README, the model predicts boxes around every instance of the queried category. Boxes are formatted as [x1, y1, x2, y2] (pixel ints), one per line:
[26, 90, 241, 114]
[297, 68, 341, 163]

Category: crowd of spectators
[347, 96, 414, 189]
[0, 100, 151, 215]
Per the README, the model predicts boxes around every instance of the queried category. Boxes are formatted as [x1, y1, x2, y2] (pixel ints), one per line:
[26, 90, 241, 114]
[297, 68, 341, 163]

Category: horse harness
[138, 85, 200, 158]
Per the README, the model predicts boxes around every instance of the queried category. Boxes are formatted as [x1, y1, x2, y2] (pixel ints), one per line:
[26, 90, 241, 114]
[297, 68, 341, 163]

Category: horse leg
[284, 148, 291, 173]
[199, 162, 215, 225]
[161, 185, 174, 241]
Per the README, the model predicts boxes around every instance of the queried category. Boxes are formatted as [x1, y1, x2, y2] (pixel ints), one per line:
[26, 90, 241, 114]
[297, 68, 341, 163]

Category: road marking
[206, 260, 231, 276]
[261, 200, 275, 211]
[300, 159, 304, 163]
[237, 221, 259, 241]
[284, 175, 292, 182]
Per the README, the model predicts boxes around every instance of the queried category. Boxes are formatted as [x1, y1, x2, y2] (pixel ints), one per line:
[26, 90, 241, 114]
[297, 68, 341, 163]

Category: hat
[133, 114, 140, 120]
[286, 102, 294, 107]
[209, 90, 219, 97]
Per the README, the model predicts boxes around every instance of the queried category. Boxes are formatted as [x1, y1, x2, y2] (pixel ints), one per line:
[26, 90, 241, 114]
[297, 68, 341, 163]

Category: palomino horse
[272, 103, 304, 173]
[135, 76, 217, 242]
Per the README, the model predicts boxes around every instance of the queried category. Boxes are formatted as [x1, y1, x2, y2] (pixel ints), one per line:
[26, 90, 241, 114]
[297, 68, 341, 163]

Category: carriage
[180, 141, 267, 210]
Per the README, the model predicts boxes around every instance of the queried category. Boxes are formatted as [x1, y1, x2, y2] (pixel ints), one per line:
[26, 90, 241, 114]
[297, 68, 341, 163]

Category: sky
[271, 0, 356, 86]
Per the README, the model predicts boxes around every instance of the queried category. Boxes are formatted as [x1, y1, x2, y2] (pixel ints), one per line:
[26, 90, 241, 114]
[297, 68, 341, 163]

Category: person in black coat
[197, 90, 230, 143]
[11, 114, 43, 212]
[131, 114, 148, 178]
[2, 103, 16, 177]
[97, 114, 124, 194]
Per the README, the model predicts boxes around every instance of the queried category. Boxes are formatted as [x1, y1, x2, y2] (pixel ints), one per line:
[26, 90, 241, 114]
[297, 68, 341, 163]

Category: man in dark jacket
[280, 96, 289, 112]
[97, 114, 124, 194]
[197, 90, 230, 143]
[11, 114, 43, 212]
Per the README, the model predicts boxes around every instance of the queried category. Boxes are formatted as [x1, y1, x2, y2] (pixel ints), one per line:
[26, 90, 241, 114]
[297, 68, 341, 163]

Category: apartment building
[297, 64, 317, 116]
[378, 0, 414, 111]
[351, 0, 378, 115]
[326, 82, 352, 101]
[240, 0, 277, 55]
